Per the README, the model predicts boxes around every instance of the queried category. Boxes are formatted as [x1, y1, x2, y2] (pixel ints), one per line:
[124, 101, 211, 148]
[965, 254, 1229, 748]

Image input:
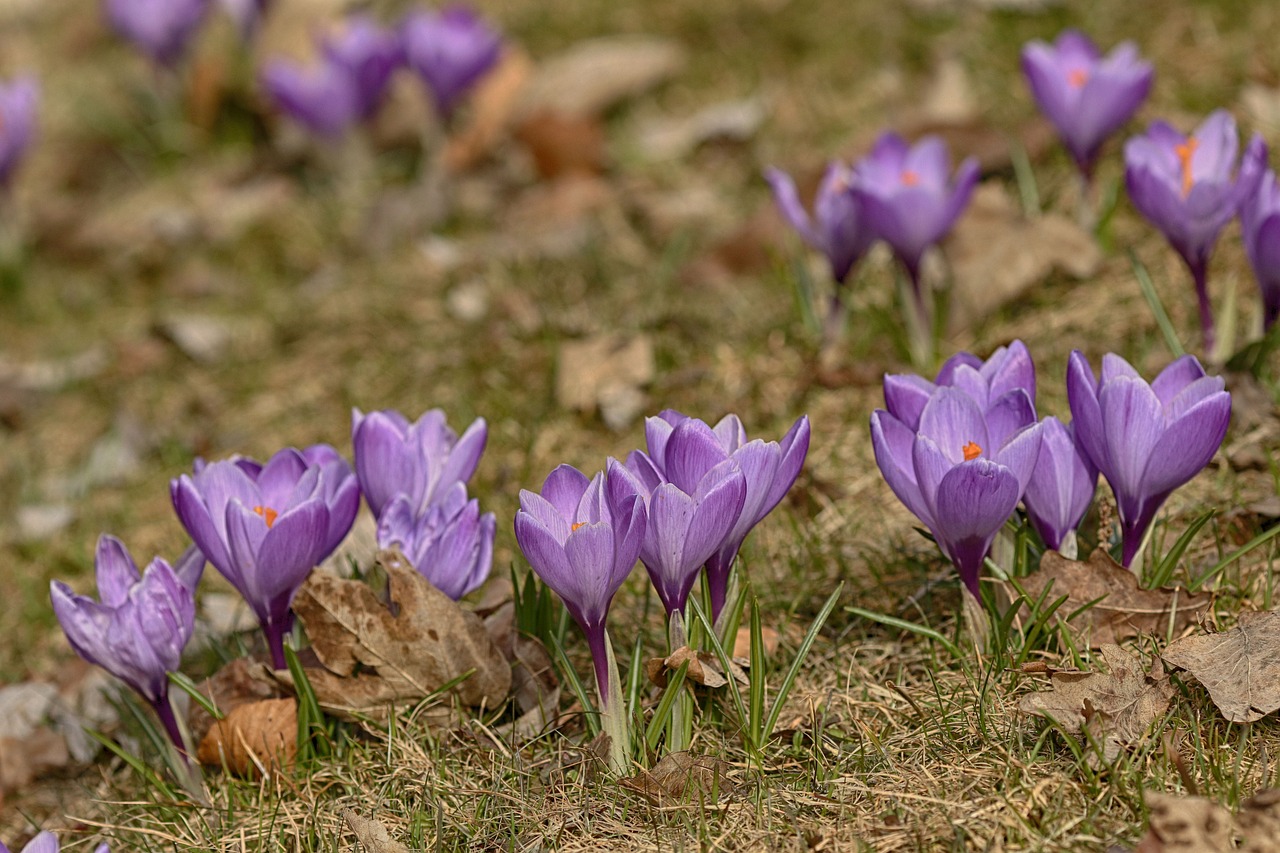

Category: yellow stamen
[571, 522, 586, 532]
[253, 506, 278, 528]
[1175, 138, 1198, 197]
[1067, 68, 1088, 88]
[963, 441, 982, 461]
[901, 170, 920, 187]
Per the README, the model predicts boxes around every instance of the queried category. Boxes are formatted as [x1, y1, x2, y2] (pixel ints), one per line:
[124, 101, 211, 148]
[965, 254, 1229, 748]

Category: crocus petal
[1066, 350, 1107, 473]
[562, 522, 619, 625]
[515, 511, 574, 596]
[918, 387, 990, 464]
[663, 419, 729, 494]
[1142, 391, 1231, 497]
[870, 410, 931, 527]
[765, 167, 821, 247]
[95, 534, 141, 608]
[1150, 353, 1207, 404]
[883, 373, 936, 428]
[540, 464, 590, 521]
[19, 832, 60, 853]
[1098, 376, 1165, 510]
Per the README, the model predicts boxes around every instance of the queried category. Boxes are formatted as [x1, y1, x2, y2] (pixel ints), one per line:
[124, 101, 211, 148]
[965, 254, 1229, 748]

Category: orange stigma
[1175, 138, 1198, 197]
[962, 441, 982, 461]
[901, 170, 920, 187]
[253, 506, 278, 528]
[571, 522, 586, 532]
[1067, 68, 1088, 88]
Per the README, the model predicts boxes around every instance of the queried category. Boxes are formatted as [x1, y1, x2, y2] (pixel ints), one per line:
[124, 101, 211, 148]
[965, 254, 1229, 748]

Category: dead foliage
[618, 751, 736, 805]
[196, 697, 297, 777]
[1162, 610, 1280, 723]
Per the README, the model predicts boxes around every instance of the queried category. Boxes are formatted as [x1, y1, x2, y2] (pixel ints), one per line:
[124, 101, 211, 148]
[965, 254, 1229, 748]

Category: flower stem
[1189, 258, 1215, 356]
[263, 618, 290, 670]
[152, 691, 188, 757]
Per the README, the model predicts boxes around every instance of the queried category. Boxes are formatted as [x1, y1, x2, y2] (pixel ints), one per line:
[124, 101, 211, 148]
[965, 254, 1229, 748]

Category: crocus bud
[321, 15, 403, 120]
[765, 163, 873, 285]
[104, 0, 211, 67]
[401, 5, 502, 120]
[1022, 416, 1098, 555]
[261, 57, 361, 139]
[1067, 351, 1230, 568]
[1021, 30, 1152, 176]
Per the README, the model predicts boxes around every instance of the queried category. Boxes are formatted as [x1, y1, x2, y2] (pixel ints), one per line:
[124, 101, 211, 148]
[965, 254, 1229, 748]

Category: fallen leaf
[444, 47, 535, 171]
[555, 333, 654, 430]
[514, 110, 607, 179]
[645, 647, 746, 689]
[1162, 610, 1280, 723]
[186, 657, 284, 746]
[1015, 549, 1211, 647]
[1135, 791, 1234, 853]
[1238, 788, 1280, 853]
[634, 96, 766, 161]
[286, 551, 511, 719]
[1018, 645, 1174, 764]
[519, 36, 686, 119]
[618, 752, 735, 804]
[196, 698, 297, 777]
[946, 183, 1101, 334]
[344, 810, 411, 853]
[733, 625, 780, 659]
[0, 729, 69, 798]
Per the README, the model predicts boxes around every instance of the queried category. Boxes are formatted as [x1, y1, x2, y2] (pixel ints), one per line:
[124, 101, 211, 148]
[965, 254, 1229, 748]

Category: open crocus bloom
[171, 446, 359, 667]
[871, 388, 1042, 597]
[51, 536, 201, 750]
[765, 162, 874, 285]
[1021, 30, 1153, 176]
[883, 340, 1037, 432]
[261, 57, 361, 138]
[401, 5, 502, 120]
[320, 15, 403, 120]
[1067, 351, 1231, 568]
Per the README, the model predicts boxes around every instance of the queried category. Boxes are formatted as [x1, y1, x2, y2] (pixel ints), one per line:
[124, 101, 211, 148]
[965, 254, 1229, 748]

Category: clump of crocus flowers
[870, 340, 1231, 610]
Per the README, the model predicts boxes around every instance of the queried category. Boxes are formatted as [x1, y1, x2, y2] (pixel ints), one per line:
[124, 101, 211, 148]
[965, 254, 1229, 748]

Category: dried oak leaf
[1135, 791, 1234, 853]
[645, 647, 746, 689]
[1018, 644, 1174, 763]
[286, 551, 511, 719]
[1162, 610, 1280, 723]
[619, 751, 735, 804]
[196, 698, 297, 777]
[1018, 549, 1211, 647]
[344, 810, 411, 853]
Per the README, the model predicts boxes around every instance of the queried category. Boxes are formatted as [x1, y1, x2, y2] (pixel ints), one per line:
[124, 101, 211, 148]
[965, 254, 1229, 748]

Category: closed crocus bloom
[765, 163, 873, 285]
[608, 434, 747, 619]
[321, 15, 403, 119]
[104, 0, 210, 67]
[0, 76, 37, 192]
[261, 57, 361, 138]
[377, 482, 494, 600]
[1021, 30, 1152, 176]
[853, 132, 979, 286]
[515, 465, 645, 697]
[871, 388, 1042, 598]
[401, 5, 502, 119]
[1023, 416, 1098, 555]
[51, 536, 201, 750]
[352, 408, 487, 520]
[643, 411, 810, 620]
[1240, 168, 1280, 332]
[171, 446, 359, 667]
[884, 340, 1037, 432]
[1125, 111, 1267, 351]
[1067, 351, 1230, 568]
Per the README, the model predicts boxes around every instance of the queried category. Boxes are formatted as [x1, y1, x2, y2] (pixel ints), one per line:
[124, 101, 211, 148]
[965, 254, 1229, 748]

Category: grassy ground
[2, 0, 1279, 849]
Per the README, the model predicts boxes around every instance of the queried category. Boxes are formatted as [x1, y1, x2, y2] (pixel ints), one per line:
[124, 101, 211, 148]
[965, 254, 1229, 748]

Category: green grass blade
[688, 597, 749, 738]
[846, 605, 962, 659]
[169, 670, 223, 721]
[763, 585, 842, 740]
[1131, 252, 1186, 358]
[1146, 510, 1215, 589]
[1189, 522, 1280, 591]
[748, 592, 766, 750]
[644, 660, 689, 752]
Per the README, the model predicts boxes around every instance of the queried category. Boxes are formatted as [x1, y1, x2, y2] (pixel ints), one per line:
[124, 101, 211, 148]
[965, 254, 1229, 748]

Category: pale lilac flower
[401, 6, 502, 119]
[51, 536, 202, 750]
[104, 0, 210, 67]
[883, 340, 1037, 434]
[0, 76, 38, 192]
[765, 163, 873, 284]
[641, 411, 809, 620]
[377, 482, 493, 600]
[1067, 351, 1230, 567]
[1022, 416, 1097, 553]
[171, 446, 359, 667]
[1124, 111, 1267, 351]
[321, 16, 403, 119]
[261, 58, 360, 138]
[351, 408, 487, 520]
[1240, 167, 1280, 331]
[1021, 30, 1153, 176]
[871, 388, 1043, 597]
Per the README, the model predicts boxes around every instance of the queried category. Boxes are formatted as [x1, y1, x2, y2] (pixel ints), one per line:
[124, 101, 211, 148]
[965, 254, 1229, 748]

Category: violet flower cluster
[263, 6, 501, 139]
[871, 341, 1231, 596]
[354, 408, 495, 601]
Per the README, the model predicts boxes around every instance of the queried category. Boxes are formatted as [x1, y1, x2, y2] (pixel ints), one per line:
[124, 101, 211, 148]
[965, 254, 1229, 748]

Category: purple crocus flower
[351, 408, 487, 520]
[401, 5, 502, 120]
[377, 482, 494, 600]
[104, 0, 210, 67]
[1022, 416, 1097, 555]
[1021, 30, 1153, 177]
[883, 340, 1038, 433]
[641, 411, 810, 621]
[321, 16, 403, 120]
[871, 388, 1043, 598]
[51, 536, 203, 751]
[853, 132, 980, 288]
[515, 464, 646, 702]
[1124, 111, 1267, 352]
[171, 445, 360, 667]
[608, 426, 747, 619]
[261, 58, 361, 139]
[1240, 167, 1280, 332]
[1067, 351, 1230, 568]
[0, 833, 107, 853]
[765, 163, 873, 285]
[0, 76, 37, 192]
